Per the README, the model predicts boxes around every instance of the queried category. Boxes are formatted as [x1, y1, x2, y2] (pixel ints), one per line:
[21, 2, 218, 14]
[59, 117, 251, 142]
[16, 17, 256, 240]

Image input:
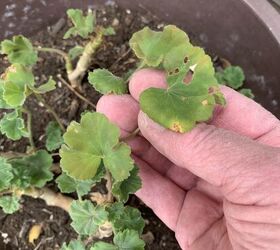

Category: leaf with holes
[0, 196, 20, 214]
[134, 27, 225, 133]
[0, 157, 13, 191]
[69, 200, 108, 236]
[88, 69, 127, 95]
[64, 9, 96, 39]
[60, 112, 134, 181]
[0, 110, 28, 140]
[1, 35, 37, 66]
[45, 121, 63, 151]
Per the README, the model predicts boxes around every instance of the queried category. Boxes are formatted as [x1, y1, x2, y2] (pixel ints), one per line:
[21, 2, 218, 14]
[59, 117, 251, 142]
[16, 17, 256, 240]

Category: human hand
[96, 69, 280, 250]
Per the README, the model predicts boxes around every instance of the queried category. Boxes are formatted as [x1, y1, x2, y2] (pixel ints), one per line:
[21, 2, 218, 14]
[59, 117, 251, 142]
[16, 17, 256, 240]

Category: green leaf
[112, 166, 141, 202]
[239, 88, 255, 99]
[69, 200, 108, 236]
[222, 66, 245, 89]
[103, 27, 116, 36]
[32, 77, 56, 94]
[10, 150, 53, 188]
[129, 25, 190, 69]
[60, 112, 134, 181]
[90, 242, 117, 250]
[56, 165, 105, 197]
[0, 157, 13, 191]
[104, 143, 134, 182]
[0, 80, 12, 109]
[61, 240, 86, 250]
[111, 206, 145, 234]
[132, 26, 225, 133]
[113, 229, 145, 250]
[64, 9, 95, 39]
[68, 46, 84, 60]
[0, 195, 20, 214]
[88, 69, 127, 95]
[45, 121, 63, 151]
[2, 64, 34, 107]
[0, 110, 28, 140]
[140, 89, 216, 133]
[91, 229, 145, 250]
[106, 202, 125, 221]
[1, 35, 37, 66]
[215, 72, 225, 85]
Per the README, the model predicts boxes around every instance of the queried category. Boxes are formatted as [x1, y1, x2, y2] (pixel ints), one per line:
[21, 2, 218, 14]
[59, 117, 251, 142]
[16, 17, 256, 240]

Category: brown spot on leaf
[202, 100, 208, 106]
[174, 68, 179, 74]
[169, 71, 173, 75]
[184, 56, 188, 64]
[170, 122, 183, 133]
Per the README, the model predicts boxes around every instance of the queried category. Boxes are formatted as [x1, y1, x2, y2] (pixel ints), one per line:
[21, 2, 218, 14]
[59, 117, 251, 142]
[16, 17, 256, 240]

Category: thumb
[138, 111, 280, 203]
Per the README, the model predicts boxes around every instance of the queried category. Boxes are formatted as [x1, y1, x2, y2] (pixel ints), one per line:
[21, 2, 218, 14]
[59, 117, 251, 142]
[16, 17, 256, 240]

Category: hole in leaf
[183, 71, 193, 84]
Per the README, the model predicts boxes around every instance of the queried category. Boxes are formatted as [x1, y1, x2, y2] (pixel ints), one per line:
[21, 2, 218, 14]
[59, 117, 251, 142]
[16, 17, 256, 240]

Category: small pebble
[112, 18, 119, 26]
[142, 231, 155, 244]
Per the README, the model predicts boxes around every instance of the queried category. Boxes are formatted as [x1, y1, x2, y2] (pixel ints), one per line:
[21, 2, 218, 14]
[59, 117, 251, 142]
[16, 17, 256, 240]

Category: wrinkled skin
[97, 69, 280, 250]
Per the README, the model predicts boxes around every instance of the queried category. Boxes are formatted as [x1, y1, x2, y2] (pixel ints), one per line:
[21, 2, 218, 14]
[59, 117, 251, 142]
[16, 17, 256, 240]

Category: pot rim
[243, 0, 280, 45]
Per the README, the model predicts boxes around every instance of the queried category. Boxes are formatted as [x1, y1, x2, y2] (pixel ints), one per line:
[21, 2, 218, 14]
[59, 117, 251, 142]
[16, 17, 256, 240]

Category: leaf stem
[21, 107, 36, 151]
[34, 94, 65, 132]
[122, 128, 140, 141]
[57, 75, 96, 109]
[36, 47, 73, 73]
[105, 170, 114, 203]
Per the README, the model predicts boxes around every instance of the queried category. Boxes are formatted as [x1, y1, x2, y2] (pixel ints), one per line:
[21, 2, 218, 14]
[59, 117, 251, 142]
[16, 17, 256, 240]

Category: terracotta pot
[0, 0, 279, 117]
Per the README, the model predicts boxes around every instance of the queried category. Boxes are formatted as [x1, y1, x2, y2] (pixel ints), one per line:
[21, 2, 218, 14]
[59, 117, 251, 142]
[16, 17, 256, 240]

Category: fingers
[134, 156, 186, 230]
[175, 189, 223, 249]
[129, 69, 280, 141]
[138, 111, 279, 189]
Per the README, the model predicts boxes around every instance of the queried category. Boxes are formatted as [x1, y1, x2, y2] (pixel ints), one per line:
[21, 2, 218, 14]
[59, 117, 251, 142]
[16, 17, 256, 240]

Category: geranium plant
[0, 8, 230, 250]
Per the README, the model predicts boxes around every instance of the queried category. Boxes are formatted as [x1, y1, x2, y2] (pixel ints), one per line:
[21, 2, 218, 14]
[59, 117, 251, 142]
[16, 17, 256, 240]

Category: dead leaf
[28, 224, 43, 245]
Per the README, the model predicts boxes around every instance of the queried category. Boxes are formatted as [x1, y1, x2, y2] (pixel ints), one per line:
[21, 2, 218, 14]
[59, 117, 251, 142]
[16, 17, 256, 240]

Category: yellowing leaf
[129, 25, 190, 69]
[130, 26, 225, 133]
